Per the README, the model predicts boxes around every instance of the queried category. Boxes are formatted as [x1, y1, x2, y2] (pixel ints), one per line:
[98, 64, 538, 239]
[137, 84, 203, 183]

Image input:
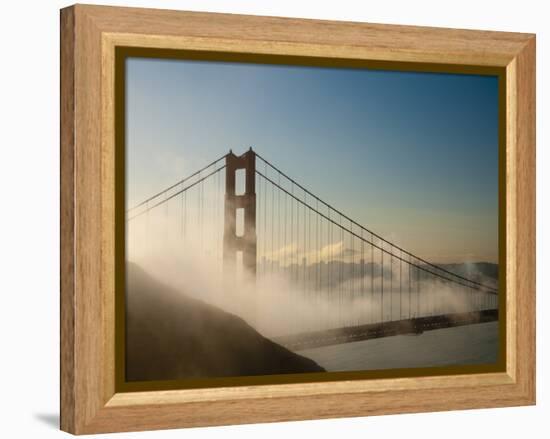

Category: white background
[0, 0, 547, 437]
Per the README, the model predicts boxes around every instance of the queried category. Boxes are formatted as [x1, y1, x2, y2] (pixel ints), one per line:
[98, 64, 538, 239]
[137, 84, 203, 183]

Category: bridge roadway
[273, 309, 498, 351]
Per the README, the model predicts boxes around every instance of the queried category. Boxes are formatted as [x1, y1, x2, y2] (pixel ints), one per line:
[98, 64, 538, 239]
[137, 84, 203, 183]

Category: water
[300, 321, 498, 371]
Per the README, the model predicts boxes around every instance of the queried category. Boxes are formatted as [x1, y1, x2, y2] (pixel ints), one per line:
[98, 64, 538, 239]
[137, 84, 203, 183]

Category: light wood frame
[60, 4, 536, 434]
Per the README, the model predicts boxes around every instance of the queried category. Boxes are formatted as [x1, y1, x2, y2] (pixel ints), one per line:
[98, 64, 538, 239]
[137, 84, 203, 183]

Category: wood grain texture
[75, 7, 104, 430]
[60, 4, 536, 434]
[60, 6, 75, 433]
[83, 4, 530, 66]
[513, 37, 536, 398]
[505, 58, 518, 382]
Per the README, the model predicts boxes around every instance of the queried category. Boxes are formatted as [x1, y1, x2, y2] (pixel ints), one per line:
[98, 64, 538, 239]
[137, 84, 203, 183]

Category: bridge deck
[273, 309, 498, 351]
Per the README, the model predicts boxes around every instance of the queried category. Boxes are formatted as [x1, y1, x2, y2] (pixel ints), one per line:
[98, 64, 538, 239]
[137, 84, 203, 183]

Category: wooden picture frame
[60, 4, 536, 434]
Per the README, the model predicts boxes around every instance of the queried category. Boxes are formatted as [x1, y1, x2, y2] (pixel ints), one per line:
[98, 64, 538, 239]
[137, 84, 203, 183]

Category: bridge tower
[223, 148, 257, 276]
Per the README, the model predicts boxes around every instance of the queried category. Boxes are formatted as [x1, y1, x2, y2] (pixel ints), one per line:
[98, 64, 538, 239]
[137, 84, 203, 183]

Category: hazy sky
[126, 57, 499, 264]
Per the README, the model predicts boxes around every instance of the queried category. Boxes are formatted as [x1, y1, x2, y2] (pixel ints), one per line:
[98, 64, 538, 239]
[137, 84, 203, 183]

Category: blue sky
[126, 57, 499, 263]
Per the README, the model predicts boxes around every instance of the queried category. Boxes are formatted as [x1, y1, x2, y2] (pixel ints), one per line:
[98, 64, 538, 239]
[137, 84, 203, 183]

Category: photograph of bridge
[123, 56, 500, 382]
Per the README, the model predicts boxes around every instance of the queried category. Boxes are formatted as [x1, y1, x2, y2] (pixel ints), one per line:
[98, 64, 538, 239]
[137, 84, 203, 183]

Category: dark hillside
[126, 263, 324, 381]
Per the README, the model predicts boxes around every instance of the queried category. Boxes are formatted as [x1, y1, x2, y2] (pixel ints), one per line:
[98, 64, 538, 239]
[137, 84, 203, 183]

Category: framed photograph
[60, 4, 536, 434]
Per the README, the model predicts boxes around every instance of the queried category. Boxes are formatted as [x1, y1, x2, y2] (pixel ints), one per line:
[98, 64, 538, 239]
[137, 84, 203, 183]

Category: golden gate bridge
[127, 149, 499, 351]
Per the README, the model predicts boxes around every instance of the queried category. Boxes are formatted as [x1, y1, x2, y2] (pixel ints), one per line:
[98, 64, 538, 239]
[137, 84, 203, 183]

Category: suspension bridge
[127, 148, 499, 351]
